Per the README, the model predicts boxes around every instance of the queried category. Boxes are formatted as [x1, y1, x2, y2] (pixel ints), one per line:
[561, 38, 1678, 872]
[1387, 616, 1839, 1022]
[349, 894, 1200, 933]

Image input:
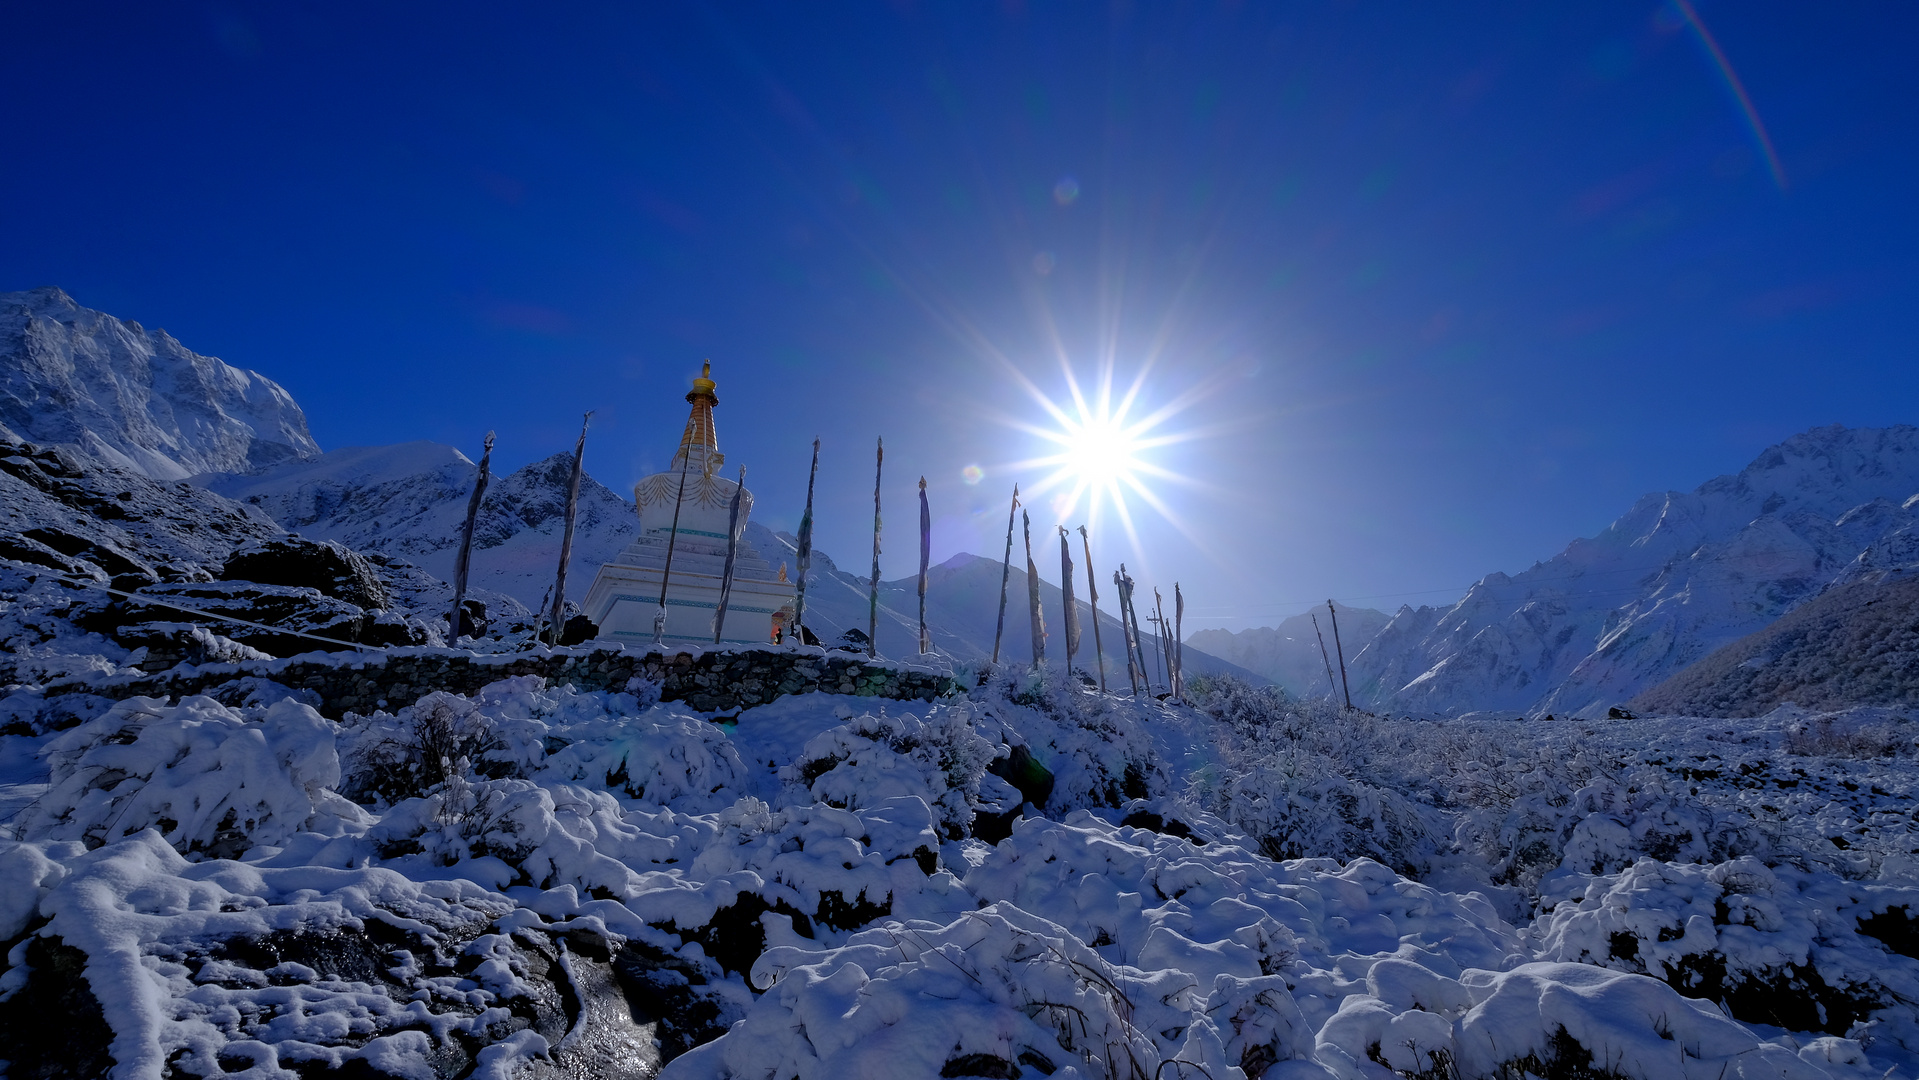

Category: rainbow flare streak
[1675, 0, 1787, 191]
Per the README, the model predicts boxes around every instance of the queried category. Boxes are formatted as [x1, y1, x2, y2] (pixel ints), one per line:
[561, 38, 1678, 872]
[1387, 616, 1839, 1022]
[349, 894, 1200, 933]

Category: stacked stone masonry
[43, 644, 959, 718]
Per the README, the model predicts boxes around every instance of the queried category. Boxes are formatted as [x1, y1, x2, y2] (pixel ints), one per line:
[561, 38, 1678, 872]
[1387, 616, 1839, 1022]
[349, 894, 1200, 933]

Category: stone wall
[45, 643, 961, 718]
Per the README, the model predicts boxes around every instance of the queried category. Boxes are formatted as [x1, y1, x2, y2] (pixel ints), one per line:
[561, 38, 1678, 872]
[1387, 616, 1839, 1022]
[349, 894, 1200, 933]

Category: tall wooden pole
[1078, 526, 1106, 691]
[917, 476, 930, 655]
[1057, 526, 1079, 680]
[449, 430, 494, 642]
[713, 465, 746, 644]
[1311, 612, 1338, 701]
[867, 437, 883, 658]
[1120, 565, 1149, 695]
[792, 438, 819, 643]
[1153, 588, 1170, 692]
[1174, 583, 1185, 703]
[654, 455, 693, 644]
[1327, 600, 1353, 711]
[548, 412, 591, 645]
[992, 485, 1018, 664]
[1023, 509, 1045, 666]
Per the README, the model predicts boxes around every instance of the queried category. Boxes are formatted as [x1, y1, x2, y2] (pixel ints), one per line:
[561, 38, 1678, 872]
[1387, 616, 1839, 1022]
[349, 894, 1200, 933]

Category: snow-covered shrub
[1534, 857, 1919, 1042]
[339, 686, 549, 805]
[371, 777, 700, 896]
[1193, 679, 1444, 875]
[1784, 709, 1916, 759]
[969, 664, 1170, 813]
[22, 695, 365, 857]
[787, 703, 993, 836]
[668, 902, 1308, 1080]
[539, 705, 747, 813]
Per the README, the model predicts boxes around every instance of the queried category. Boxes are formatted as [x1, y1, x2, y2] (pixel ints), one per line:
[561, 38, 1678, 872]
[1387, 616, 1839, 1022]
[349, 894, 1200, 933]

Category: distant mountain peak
[0, 288, 320, 480]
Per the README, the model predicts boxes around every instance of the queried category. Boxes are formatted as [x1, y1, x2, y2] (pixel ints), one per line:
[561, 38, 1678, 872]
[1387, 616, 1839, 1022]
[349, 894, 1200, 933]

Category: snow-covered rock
[0, 288, 319, 480]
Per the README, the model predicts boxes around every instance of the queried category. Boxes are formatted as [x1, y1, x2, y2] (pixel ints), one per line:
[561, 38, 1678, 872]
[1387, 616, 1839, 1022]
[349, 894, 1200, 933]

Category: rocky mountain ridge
[1204, 424, 1919, 717]
[0, 288, 319, 479]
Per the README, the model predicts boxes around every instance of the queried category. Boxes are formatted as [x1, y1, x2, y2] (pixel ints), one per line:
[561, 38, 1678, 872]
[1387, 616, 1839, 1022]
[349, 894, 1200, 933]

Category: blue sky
[4, 2, 1915, 630]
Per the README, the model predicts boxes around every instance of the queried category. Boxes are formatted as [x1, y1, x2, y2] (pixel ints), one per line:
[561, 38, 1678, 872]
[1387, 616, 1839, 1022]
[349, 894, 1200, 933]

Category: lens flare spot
[1033, 251, 1056, 275]
[1054, 176, 1080, 205]
[961, 464, 984, 485]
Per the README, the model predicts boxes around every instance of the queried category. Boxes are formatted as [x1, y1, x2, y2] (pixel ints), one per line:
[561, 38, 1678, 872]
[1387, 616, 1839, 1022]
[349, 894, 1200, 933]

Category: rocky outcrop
[222, 535, 390, 610]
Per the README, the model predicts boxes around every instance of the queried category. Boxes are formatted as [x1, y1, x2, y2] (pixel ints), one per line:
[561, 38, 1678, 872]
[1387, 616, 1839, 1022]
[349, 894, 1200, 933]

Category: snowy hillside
[202, 442, 638, 612]
[1631, 571, 1919, 717]
[1344, 425, 1919, 718]
[1187, 602, 1389, 699]
[0, 288, 319, 479]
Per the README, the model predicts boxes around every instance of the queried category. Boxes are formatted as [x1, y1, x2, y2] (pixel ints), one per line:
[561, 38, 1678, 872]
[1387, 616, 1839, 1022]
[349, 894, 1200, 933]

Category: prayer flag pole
[1174, 582, 1186, 703]
[548, 412, 591, 645]
[1058, 526, 1080, 680]
[449, 430, 494, 642]
[1078, 527, 1106, 692]
[917, 477, 931, 654]
[867, 437, 882, 658]
[1023, 509, 1045, 666]
[712, 465, 746, 644]
[992, 485, 1019, 664]
[792, 438, 819, 643]
[654, 455, 692, 644]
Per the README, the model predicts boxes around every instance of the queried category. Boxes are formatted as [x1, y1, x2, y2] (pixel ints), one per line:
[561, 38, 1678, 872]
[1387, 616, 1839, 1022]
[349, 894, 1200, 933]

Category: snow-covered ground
[1, 663, 1915, 1079]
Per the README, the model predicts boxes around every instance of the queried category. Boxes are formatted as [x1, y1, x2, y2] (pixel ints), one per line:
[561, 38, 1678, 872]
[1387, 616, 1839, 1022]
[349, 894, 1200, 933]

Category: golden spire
[675, 360, 722, 471]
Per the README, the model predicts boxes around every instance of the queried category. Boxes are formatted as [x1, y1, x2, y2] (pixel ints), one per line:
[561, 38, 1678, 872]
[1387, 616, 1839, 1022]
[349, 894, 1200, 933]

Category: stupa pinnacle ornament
[582, 362, 795, 644]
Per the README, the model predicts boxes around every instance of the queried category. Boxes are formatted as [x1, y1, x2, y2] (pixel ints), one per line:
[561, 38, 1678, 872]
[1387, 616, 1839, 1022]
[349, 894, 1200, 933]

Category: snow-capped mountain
[1346, 425, 1919, 718]
[1186, 602, 1389, 700]
[200, 441, 638, 611]
[0, 288, 319, 479]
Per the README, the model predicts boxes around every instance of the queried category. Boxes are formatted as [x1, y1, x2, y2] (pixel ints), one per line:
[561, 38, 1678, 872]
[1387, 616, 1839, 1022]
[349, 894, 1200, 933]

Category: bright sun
[1003, 363, 1206, 554]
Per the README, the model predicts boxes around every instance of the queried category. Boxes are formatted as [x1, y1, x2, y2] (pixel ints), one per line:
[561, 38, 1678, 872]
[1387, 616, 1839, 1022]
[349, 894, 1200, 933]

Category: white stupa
[583, 362, 795, 644]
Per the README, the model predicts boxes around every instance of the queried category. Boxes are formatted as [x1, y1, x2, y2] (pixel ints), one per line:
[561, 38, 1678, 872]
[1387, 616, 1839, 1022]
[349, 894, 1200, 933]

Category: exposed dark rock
[223, 535, 390, 610]
[0, 936, 117, 1080]
[557, 613, 599, 647]
[989, 744, 1055, 811]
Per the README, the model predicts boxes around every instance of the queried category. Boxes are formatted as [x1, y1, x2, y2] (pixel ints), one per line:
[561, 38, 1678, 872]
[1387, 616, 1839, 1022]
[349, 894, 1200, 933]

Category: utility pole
[1327, 600, 1353, 711]
[1311, 612, 1338, 702]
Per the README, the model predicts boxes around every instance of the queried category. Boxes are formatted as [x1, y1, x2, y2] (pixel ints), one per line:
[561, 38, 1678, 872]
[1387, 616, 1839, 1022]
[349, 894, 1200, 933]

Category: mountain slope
[1186, 603, 1389, 699]
[1349, 425, 1919, 718]
[749, 524, 1266, 683]
[0, 287, 319, 479]
[1628, 571, 1919, 717]
[201, 442, 638, 610]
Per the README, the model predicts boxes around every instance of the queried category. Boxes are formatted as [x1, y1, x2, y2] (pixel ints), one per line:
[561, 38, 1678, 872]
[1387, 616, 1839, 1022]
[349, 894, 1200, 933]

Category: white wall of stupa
[582, 363, 795, 644]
